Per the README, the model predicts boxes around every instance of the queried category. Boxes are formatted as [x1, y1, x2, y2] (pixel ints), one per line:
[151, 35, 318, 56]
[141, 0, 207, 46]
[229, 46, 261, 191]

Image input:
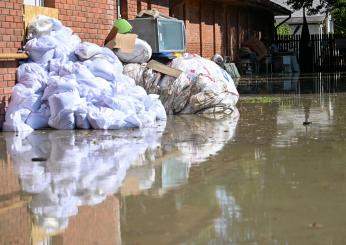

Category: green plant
[276, 23, 291, 35]
[332, 1, 346, 34]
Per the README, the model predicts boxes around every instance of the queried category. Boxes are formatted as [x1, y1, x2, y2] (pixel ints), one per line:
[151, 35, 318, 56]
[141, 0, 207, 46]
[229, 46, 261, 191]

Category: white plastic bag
[26, 104, 51, 129]
[48, 90, 80, 118]
[145, 94, 167, 121]
[84, 57, 117, 81]
[98, 47, 123, 73]
[48, 91, 81, 129]
[6, 84, 42, 122]
[74, 101, 90, 129]
[42, 76, 78, 100]
[25, 36, 57, 64]
[17, 63, 48, 92]
[48, 109, 76, 130]
[2, 110, 34, 132]
[87, 106, 127, 130]
[77, 77, 112, 100]
[74, 42, 102, 60]
[27, 16, 53, 39]
[53, 33, 81, 60]
[114, 38, 152, 63]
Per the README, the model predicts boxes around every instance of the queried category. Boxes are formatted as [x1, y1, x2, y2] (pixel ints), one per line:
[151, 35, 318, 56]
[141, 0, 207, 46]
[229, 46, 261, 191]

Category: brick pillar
[0, 0, 24, 129]
[121, 0, 170, 20]
[200, 0, 215, 58]
[121, 0, 139, 19]
[185, 0, 202, 55]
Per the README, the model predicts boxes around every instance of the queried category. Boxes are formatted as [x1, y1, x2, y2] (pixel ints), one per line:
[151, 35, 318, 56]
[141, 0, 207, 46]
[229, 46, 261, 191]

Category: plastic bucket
[114, 19, 132, 34]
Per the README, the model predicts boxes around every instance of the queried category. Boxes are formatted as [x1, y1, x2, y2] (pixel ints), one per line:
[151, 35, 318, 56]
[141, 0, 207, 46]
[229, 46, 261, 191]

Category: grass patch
[240, 96, 281, 104]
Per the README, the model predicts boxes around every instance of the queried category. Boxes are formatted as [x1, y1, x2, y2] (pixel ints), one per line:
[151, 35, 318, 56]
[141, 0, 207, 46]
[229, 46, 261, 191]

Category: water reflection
[4, 79, 346, 245]
[274, 95, 335, 147]
[238, 72, 346, 94]
[122, 92, 346, 245]
[1, 111, 239, 244]
[3, 124, 165, 234]
[120, 111, 240, 195]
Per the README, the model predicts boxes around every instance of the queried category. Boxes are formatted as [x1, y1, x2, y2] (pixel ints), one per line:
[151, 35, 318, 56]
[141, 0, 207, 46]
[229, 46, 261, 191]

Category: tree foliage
[332, 1, 346, 34]
[286, 0, 346, 34]
[286, 0, 338, 14]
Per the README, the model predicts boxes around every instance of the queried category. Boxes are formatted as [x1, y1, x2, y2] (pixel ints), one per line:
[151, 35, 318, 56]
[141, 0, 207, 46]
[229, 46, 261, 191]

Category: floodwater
[1, 73, 346, 245]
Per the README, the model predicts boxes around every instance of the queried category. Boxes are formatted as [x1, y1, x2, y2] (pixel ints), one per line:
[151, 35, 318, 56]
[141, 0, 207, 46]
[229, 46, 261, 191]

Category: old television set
[128, 18, 186, 53]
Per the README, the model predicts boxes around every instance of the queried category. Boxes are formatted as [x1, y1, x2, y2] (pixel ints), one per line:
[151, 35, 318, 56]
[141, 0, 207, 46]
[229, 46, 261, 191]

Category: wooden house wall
[171, 0, 275, 60]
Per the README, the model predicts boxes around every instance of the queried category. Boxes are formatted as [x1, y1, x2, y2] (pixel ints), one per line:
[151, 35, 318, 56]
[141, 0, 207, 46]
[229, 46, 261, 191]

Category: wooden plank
[147, 60, 183, 78]
[23, 5, 59, 28]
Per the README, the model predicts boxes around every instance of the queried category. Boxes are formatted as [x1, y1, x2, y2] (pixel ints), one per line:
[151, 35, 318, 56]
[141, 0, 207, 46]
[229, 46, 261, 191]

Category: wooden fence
[275, 34, 346, 72]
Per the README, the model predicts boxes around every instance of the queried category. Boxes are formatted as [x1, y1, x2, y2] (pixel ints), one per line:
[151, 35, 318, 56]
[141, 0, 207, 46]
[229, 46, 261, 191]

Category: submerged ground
[1, 73, 346, 245]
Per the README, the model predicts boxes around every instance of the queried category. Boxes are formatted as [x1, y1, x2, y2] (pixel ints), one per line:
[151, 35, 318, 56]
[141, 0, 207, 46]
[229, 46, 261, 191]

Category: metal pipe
[0, 53, 29, 60]
[117, 0, 121, 18]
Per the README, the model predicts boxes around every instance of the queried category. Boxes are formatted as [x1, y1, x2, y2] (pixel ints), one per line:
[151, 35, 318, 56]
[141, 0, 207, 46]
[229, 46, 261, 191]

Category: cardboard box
[104, 27, 137, 53]
[244, 37, 268, 60]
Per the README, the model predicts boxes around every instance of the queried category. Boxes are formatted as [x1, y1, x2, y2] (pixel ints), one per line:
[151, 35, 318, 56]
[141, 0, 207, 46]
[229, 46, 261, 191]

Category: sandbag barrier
[2, 15, 239, 132]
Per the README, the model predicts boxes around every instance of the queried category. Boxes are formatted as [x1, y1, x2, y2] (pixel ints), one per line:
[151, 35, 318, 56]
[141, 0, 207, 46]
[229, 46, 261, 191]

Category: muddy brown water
[1, 73, 346, 245]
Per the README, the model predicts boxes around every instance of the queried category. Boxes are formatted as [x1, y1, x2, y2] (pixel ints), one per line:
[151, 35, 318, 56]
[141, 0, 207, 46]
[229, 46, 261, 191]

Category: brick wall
[0, 0, 24, 128]
[121, 0, 169, 19]
[53, 196, 121, 245]
[46, 0, 118, 46]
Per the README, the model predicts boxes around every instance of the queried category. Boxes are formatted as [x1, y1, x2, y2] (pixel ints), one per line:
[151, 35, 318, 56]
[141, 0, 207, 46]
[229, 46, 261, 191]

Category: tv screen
[129, 18, 186, 53]
[157, 19, 186, 52]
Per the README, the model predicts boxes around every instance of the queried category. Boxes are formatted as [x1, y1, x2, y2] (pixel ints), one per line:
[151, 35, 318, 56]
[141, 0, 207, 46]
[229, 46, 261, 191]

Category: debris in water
[31, 157, 47, 162]
[307, 222, 323, 229]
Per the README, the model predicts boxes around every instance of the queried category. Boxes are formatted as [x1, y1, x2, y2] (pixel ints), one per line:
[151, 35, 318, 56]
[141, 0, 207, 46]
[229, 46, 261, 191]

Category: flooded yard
[1, 73, 346, 245]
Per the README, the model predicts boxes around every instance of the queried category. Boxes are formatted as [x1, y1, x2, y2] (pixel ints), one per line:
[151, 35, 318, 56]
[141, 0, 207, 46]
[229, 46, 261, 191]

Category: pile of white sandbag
[3, 15, 166, 132]
[124, 54, 240, 115]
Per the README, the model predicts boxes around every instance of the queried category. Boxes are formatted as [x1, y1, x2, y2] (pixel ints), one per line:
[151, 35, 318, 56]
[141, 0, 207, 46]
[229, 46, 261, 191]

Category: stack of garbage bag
[3, 15, 166, 132]
[124, 54, 239, 115]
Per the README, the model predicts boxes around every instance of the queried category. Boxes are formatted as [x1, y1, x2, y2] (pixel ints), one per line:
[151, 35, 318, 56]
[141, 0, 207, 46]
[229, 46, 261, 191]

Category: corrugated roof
[276, 15, 326, 24]
[269, 0, 292, 15]
[212, 0, 292, 15]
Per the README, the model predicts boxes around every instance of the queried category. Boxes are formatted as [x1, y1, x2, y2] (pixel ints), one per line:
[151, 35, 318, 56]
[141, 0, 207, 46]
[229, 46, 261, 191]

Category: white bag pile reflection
[3, 15, 166, 132]
[5, 124, 164, 232]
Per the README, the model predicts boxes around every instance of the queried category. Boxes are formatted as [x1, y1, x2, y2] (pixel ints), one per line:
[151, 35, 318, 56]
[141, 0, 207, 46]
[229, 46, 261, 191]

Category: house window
[24, 0, 44, 6]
